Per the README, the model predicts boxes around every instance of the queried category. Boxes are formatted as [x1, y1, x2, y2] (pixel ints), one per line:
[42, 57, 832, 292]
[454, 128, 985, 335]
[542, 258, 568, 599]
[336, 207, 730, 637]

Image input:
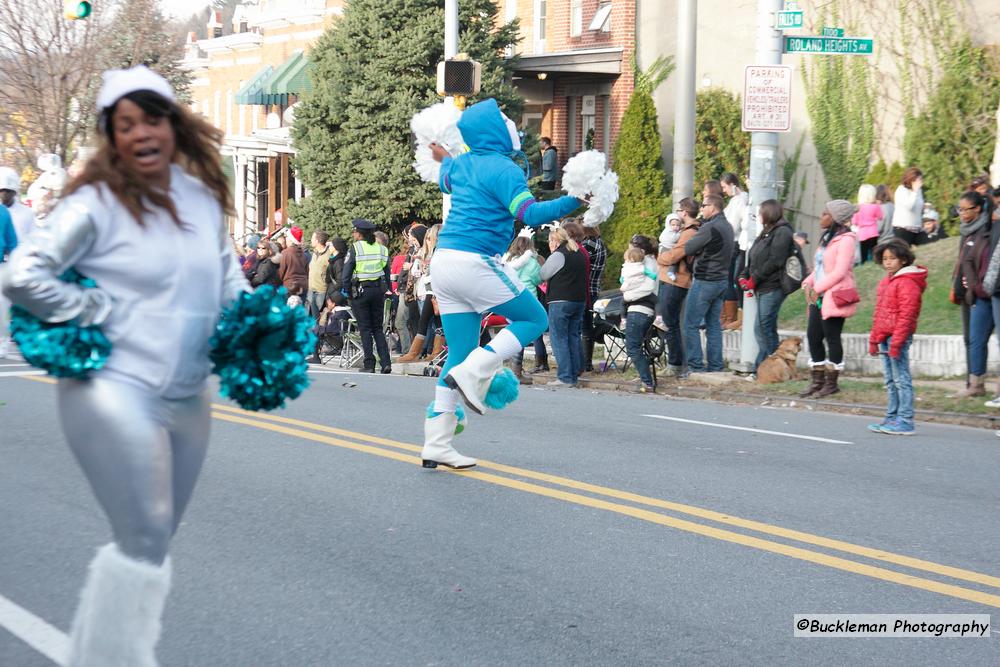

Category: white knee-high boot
[67, 543, 172, 667]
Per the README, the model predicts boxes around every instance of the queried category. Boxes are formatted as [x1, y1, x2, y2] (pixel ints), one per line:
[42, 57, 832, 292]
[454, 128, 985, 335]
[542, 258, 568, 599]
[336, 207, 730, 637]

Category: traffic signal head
[64, 1, 92, 20]
[436, 59, 482, 97]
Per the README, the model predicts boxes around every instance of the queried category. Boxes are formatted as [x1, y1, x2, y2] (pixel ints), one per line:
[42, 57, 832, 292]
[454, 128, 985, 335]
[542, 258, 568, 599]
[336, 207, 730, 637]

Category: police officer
[342, 218, 392, 373]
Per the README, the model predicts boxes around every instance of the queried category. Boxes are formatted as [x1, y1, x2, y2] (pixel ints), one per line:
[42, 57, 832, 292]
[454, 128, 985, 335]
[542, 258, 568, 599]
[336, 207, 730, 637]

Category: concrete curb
[386, 358, 997, 429]
[526, 371, 1000, 430]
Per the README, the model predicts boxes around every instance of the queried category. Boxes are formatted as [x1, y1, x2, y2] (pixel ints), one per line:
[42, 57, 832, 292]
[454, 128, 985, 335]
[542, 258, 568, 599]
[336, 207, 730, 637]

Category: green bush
[863, 160, 905, 194]
[904, 39, 1000, 233]
[602, 57, 673, 264]
[694, 89, 750, 192]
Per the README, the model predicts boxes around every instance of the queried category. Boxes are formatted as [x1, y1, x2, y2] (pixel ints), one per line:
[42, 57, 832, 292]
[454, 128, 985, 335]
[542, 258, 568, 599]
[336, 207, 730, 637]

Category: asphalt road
[1, 358, 999, 666]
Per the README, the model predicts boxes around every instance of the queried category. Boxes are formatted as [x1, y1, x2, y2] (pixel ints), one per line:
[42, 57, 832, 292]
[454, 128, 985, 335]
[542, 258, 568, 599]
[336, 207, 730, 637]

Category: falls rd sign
[776, 10, 803, 29]
[742, 65, 792, 133]
[784, 35, 874, 55]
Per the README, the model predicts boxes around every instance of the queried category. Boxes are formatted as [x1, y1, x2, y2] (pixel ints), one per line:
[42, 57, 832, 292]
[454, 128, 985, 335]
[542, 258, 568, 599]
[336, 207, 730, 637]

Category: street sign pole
[736, 0, 784, 373]
[671, 0, 697, 203]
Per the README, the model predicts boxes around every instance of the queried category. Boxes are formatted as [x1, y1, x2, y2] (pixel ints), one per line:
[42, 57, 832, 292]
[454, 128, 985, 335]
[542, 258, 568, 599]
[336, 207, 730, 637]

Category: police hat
[352, 218, 376, 231]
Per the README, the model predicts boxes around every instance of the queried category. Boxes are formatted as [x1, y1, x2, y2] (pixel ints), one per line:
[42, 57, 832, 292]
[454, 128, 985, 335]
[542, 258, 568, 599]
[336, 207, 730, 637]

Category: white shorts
[431, 248, 525, 315]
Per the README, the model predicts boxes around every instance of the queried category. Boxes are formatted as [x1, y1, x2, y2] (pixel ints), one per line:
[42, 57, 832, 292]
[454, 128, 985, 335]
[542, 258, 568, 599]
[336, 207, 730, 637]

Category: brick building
[181, 0, 344, 239]
[504, 0, 635, 173]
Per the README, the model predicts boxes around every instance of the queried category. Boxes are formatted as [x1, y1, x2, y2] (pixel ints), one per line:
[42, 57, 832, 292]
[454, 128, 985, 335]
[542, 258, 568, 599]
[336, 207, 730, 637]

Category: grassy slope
[777, 235, 961, 335]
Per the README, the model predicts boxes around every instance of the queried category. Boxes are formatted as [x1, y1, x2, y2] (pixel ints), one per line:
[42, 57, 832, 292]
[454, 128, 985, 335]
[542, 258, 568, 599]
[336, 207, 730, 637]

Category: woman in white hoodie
[891, 167, 925, 246]
[1, 66, 247, 667]
[722, 172, 750, 329]
[620, 243, 659, 391]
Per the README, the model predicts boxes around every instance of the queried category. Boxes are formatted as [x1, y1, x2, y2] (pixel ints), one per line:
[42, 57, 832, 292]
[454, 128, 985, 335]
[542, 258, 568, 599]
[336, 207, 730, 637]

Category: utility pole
[445, 0, 458, 59]
[734, 0, 784, 373]
[443, 0, 458, 221]
[671, 0, 697, 203]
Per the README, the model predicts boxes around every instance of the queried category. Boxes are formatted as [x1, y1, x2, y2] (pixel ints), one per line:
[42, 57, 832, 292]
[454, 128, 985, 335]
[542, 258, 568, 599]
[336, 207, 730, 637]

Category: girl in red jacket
[868, 239, 927, 435]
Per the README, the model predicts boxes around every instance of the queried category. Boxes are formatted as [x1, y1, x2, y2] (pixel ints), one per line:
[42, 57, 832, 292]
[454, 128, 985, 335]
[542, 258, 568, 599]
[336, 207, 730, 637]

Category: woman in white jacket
[891, 167, 925, 246]
[1, 66, 247, 667]
[722, 172, 750, 329]
[620, 243, 659, 391]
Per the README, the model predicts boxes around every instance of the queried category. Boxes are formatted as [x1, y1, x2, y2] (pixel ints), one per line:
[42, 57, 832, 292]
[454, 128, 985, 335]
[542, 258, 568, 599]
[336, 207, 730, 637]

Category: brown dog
[756, 336, 802, 384]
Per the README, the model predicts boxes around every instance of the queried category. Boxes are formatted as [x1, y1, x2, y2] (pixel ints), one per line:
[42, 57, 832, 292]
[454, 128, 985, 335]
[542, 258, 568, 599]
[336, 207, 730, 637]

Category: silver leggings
[57, 378, 211, 565]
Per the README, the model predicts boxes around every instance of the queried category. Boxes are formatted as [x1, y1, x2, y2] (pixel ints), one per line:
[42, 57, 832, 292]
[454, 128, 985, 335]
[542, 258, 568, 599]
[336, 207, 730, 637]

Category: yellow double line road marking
[208, 403, 1000, 609]
[19, 376, 1000, 608]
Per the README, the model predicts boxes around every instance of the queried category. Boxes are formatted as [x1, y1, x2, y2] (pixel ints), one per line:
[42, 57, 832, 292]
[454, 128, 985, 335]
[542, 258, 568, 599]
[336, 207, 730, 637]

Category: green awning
[260, 51, 314, 106]
[235, 65, 274, 105]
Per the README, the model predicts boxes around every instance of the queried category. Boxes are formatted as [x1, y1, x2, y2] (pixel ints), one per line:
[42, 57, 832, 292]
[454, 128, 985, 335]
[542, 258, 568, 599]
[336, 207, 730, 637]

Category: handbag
[830, 287, 860, 307]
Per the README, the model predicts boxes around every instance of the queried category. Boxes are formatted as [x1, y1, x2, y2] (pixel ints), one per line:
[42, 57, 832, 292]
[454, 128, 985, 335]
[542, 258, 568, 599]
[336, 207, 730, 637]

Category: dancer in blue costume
[422, 98, 582, 469]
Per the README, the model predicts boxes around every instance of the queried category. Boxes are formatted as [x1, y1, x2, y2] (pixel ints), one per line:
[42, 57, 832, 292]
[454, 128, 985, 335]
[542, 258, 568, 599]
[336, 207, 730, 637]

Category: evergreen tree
[694, 89, 750, 192]
[904, 39, 1000, 226]
[601, 56, 673, 286]
[291, 0, 522, 237]
[105, 0, 192, 102]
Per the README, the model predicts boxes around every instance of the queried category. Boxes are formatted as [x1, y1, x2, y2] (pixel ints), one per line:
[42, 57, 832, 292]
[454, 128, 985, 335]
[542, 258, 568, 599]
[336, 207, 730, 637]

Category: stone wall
[721, 330, 1000, 378]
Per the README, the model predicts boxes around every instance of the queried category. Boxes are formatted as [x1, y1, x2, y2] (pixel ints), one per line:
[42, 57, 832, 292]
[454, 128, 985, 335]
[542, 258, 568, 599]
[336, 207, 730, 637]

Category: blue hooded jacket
[436, 98, 580, 257]
[0, 204, 16, 263]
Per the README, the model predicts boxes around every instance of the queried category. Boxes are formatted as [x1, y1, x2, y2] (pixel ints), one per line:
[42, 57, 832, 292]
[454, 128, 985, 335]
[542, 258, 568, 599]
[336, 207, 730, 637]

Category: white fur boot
[444, 347, 502, 415]
[67, 543, 172, 667]
[421, 411, 476, 469]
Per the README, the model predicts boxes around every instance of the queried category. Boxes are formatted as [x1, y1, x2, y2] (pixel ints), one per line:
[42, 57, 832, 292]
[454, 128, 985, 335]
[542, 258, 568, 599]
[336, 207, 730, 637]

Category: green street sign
[776, 11, 803, 29]
[784, 36, 873, 55]
[821, 26, 844, 37]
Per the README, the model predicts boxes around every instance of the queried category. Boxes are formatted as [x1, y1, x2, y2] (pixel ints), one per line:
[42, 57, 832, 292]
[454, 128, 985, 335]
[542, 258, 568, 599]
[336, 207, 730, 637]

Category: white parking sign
[742, 65, 792, 132]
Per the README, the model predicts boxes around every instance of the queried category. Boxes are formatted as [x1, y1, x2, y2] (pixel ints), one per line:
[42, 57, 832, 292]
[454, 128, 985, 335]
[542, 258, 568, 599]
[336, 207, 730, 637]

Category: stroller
[592, 289, 665, 386]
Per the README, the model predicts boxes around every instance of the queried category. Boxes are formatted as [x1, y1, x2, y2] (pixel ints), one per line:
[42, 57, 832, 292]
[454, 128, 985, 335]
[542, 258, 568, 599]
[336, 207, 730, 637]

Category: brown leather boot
[951, 374, 986, 398]
[397, 334, 425, 363]
[429, 332, 445, 358]
[720, 300, 739, 329]
[799, 367, 825, 397]
[511, 358, 533, 385]
[813, 366, 840, 397]
[723, 307, 743, 331]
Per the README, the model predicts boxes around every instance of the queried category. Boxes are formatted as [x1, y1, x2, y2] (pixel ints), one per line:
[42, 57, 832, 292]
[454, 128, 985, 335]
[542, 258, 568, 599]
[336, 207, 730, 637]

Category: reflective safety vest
[352, 240, 389, 281]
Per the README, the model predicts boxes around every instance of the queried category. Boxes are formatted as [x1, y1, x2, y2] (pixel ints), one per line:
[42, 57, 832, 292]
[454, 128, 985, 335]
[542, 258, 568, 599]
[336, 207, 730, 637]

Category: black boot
[307, 341, 322, 365]
[583, 335, 596, 373]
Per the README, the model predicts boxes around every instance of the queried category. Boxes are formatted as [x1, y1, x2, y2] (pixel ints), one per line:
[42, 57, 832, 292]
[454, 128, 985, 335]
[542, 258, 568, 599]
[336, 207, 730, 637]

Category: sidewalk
[390, 343, 1000, 430]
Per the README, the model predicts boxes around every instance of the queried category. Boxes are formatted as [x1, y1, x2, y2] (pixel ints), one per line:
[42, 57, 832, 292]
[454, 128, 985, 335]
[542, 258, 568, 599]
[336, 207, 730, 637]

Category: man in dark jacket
[681, 194, 735, 373]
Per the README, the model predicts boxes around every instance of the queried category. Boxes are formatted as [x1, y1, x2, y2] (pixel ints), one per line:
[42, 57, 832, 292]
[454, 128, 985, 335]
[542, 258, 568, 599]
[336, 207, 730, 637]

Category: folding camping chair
[338, 310, 365, 369]
[593, 317, 629, 373]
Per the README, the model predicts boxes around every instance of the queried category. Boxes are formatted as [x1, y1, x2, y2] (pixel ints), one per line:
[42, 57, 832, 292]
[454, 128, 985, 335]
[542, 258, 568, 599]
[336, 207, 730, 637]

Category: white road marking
[0, 593, 67, 665]
[641, 414, 853, 445]
[0, 370, 45, 378]
[0, 363, 29, 368]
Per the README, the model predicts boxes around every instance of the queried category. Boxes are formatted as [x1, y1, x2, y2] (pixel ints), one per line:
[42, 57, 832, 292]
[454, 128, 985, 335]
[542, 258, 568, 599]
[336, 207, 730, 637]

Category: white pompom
[583, 170, 619, 227]
[562, 150, 619, 226]
[410, 101, 464, 184]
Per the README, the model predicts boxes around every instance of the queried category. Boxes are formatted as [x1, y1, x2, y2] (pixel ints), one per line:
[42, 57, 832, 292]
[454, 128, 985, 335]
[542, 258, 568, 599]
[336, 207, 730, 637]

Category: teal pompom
[483, 367, 519, 410]
[8, 270, 112, 378]
[209, 286, 315, 411]
[425, 402, 467, 435]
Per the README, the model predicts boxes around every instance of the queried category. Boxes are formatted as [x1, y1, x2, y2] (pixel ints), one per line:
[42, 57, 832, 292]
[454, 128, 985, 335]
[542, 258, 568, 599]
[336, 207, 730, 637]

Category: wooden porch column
[267, 156, 277, 234]
[279, 153, 290, 219]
